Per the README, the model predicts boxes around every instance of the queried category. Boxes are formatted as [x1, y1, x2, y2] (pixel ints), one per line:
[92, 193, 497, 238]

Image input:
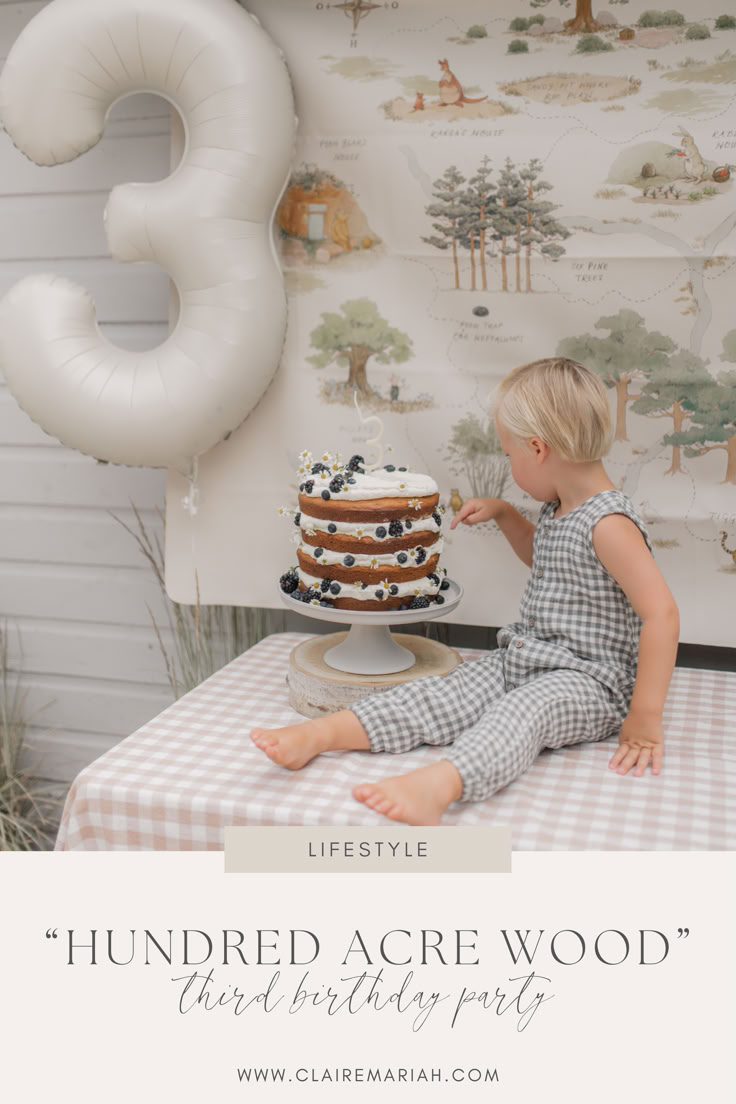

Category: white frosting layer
[299, 569, 441, 601]
[299, 511, 441, 539]
[300, 536, 443, 569]
[300, 466, 437, 502]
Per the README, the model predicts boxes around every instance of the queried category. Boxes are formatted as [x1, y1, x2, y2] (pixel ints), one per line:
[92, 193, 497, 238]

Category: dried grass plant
[0, 626, 59, 851]
[113, 506, 277, 698]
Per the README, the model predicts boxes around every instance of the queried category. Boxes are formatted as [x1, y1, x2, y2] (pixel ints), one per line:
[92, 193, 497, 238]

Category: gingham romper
[350, 490, 654, 802]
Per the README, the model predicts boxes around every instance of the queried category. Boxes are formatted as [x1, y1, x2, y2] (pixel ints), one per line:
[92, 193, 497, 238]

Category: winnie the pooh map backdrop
[166, 0, 736, 647]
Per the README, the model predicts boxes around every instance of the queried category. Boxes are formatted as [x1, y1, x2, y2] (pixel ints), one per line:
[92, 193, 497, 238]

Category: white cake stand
[280, 580, 464, 675]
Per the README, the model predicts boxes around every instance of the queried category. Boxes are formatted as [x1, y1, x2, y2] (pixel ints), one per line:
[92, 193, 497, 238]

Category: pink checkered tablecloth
[55, 632, 736, 851]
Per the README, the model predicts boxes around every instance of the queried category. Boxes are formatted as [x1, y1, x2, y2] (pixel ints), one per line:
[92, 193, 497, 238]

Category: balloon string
[180, 457, 200, 618]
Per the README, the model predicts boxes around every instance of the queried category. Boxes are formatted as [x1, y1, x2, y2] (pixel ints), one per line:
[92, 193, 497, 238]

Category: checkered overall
[350, 490, 653, 802]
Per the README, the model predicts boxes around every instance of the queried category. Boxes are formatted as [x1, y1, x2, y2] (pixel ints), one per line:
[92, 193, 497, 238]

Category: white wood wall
[1, 1, 176, 783]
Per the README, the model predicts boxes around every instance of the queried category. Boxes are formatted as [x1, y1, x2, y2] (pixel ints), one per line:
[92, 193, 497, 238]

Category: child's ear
[530, 436, 548, 461]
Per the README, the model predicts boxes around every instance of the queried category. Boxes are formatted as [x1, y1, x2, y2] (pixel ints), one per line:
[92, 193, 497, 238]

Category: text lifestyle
[307, 839, 427, 858]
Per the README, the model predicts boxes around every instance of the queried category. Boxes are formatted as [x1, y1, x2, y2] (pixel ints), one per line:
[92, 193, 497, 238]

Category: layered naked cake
[279, 450, 450, 610]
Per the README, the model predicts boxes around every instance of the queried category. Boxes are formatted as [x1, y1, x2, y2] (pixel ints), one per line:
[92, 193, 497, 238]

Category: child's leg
[251, 651, 507, 771]
[447, 670, 622, 802]
[351, 651, 507, 754]
[354, 670, 621, 823]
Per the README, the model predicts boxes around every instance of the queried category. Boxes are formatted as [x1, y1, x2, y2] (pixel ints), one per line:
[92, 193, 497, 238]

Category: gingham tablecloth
[54, 632, 736, 851]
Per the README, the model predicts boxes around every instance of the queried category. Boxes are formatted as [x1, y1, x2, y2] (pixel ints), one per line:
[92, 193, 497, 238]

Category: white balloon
[0, 0, 295, 471]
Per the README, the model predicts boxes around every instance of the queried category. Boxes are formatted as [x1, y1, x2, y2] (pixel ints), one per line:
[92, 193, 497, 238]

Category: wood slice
[287, 632, 463, 718]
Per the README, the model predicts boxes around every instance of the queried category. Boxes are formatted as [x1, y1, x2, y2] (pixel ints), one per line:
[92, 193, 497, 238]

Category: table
[55, 632, 736, 850]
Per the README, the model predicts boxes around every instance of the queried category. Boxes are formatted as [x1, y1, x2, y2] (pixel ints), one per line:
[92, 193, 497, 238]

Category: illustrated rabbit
[673, 126, 707, 183]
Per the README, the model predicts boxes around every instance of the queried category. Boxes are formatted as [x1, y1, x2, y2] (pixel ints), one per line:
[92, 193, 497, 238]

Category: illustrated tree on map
[495, 158, 526, 293]
[530, 0, 602, 33]
[517, 158, 570, 291]
[630, 350, 713, 475]
[422, 166, 468, 290]
[444, 413, 509, 498]
[463, 155, 495, 292]
[423, 157, 567, 292]
[557, 311, 675, 442]
[664, 348, 736, 484]
[307, 298, 412, 401]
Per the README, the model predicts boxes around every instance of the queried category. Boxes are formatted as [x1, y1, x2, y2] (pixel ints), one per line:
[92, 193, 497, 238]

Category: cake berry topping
[279, 570, 299, 594]
[321, 490, 330, 500]
[329, 582, 341, 595]
[405, 520, 412, 530]
[343, 555, 355, 566]
[415, 547, 427, 565]
[328, 523, 337, 533]
[384, 464, 395, 472]
[428, 573, 439, 585]
[347, 477, 356, 484]
[435, 594, 445, 605]
[410, 595, 431, 609]
[388, 520, 403, 537]
[320, 578, 332, 592]
[346, 454, 364, 471]
[375, 589, 385, 599]
[294, 512, 301, 527]
[313, 547, 324, 558]
[432, 512, 442, 526]
[375, 526, 387, 539]
[329, 476, 344, 493]
[440, 578, 450, 591]
[398, 467, 407, 471]
[304, 480, 314, 494]
[389, 584, 399, 596]
[311, 462, 330, 475]
[299, 483, 305, 492]
[397, 552, 408, 564]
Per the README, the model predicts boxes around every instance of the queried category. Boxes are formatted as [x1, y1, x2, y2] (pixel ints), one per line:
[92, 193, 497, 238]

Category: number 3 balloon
[0, 0, 295, 471]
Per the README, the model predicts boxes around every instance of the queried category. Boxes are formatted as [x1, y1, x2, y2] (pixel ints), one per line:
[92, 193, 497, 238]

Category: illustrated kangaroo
[720, 530, 736, 565]
[437, 59, 488, 107]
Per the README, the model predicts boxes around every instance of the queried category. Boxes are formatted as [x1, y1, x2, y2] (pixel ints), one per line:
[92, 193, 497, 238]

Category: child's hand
[450, 497, 501, 530]
[608, 712, 664, 777]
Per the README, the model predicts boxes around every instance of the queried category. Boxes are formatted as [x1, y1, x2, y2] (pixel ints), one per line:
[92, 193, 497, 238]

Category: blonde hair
[493, 357, 613, 462]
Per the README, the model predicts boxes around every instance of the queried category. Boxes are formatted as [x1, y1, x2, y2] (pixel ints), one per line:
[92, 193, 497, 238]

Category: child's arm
[450, 498, 535, 567]
[592, 514, 680, 778]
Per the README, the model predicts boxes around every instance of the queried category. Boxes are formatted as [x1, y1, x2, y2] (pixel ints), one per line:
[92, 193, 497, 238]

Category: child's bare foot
[353, 760, 463, 825]
[250, 710, 370, 771]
